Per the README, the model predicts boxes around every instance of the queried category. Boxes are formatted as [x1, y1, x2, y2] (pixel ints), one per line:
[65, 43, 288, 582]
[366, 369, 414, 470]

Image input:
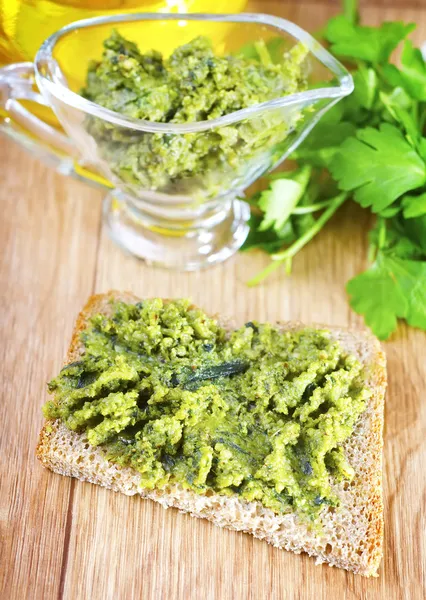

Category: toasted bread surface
[36, 291, 386, 576]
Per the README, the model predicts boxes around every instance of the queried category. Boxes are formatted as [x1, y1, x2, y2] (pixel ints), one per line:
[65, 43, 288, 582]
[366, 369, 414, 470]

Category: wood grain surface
[1, 2, 425, 599]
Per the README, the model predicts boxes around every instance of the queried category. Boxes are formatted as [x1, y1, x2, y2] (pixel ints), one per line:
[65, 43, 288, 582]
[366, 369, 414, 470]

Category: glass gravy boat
[0, 13, 353, 270]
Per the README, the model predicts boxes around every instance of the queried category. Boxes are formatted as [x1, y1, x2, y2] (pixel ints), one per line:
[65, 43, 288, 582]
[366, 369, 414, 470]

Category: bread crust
[36, 292, 386, 576]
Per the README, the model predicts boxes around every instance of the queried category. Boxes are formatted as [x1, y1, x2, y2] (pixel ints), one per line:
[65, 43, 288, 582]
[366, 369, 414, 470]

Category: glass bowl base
[102, 192, 250, 271]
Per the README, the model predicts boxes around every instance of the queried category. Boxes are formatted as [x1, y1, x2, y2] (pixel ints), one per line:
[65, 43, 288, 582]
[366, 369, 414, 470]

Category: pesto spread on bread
[44, 299, 369, 519]
[82, 32, 307, 193]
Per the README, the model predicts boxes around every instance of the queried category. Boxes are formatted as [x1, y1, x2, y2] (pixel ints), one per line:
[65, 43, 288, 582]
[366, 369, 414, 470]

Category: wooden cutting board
[1, 1, 425, 598]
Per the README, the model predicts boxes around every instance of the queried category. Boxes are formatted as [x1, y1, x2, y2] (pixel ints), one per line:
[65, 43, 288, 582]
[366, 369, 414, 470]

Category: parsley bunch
[242, 1, 426, 340]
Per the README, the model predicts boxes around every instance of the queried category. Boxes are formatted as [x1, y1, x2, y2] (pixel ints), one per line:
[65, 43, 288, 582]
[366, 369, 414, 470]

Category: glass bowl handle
[0, 62, 110, 190]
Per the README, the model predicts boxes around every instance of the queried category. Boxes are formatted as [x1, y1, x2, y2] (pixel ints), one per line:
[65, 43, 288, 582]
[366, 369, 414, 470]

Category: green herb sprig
[243, 0, 426, 340]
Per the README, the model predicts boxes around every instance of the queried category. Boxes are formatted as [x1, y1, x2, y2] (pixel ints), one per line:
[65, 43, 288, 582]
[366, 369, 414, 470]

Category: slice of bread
[36, 291, 386, 576]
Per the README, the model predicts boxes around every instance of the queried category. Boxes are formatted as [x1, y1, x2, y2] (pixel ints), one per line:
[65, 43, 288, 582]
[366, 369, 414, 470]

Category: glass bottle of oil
[0, 0, 248, 65]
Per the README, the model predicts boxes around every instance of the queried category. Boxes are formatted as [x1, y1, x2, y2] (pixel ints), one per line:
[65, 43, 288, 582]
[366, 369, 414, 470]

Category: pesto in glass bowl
[82, 31, 308, 194]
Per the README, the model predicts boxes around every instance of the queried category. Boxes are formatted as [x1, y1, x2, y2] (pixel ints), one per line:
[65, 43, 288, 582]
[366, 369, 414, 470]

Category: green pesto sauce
[44, 299, 370, 520]
[82, 32, 308, 193]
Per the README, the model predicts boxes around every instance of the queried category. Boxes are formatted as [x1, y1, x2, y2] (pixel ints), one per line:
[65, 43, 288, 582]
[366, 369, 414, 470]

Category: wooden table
[1, 1, 425, 598]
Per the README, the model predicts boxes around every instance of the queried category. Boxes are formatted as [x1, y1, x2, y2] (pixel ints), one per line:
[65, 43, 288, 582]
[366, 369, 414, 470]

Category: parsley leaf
[382, 40, 426, 101]
[419, 138, 426, 163]
[292, 117, 356, 167]
[379, 88, 421, 148]
[291, 102, 357, 166]
[347, 254, 408, 339]
[258, 166, 311, 231]
[402, 214, 426, 253]
[372, 217, 425, 259]
[324, 15, 415, 64]
[352, 65, 378, 110]
[241, 214, 295, 254]
[330, 123, 426, 212]
[402, 192, 426, 218]
[347, 252, 426, 339]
